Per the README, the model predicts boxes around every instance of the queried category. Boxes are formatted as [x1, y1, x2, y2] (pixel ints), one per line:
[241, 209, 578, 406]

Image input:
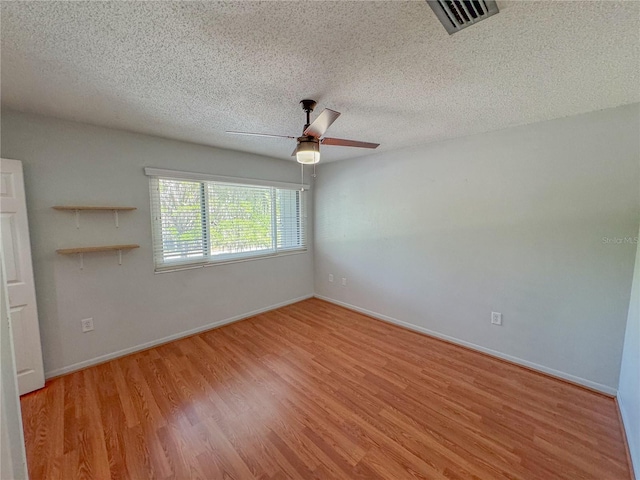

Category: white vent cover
[427, 0, 499, 35]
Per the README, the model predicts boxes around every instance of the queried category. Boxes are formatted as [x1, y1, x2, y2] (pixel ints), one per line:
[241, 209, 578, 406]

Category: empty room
[1, 1, 639, 479]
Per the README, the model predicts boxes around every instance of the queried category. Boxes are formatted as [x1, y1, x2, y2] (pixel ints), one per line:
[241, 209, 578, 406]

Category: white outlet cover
[341, 277, 347, 286]
[81, 317, 94, 332]
[491, 312, 502, 325]
[328, 274, 334, 282]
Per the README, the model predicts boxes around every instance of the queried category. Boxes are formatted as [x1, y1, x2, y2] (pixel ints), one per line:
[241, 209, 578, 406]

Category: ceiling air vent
[427, 0, 499, 35]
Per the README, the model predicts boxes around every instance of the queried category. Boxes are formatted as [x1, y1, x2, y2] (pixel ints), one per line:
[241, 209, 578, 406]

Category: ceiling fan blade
[226, 131, 295, 139]
[303, 109, 341, 138]
[291, 147, 298, 157]
[321, 137, 380, 149]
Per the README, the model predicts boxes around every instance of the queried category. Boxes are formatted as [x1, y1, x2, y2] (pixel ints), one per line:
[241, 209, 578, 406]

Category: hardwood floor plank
[120, 356, 166, 428]
[108, 361, 140, 429]
[266, 430, 318, 479]
[21, 298, 632, 479]
[61, 449, 79, 480]
[302, 426, 383, 480]
[121, 425, 156, 480]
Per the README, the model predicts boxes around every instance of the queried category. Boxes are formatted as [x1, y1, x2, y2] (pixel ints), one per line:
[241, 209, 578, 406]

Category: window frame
[145, 168, 308, 273]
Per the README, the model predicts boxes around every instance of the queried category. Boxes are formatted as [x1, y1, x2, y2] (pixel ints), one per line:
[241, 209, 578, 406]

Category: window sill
[153, 248, 308, 274]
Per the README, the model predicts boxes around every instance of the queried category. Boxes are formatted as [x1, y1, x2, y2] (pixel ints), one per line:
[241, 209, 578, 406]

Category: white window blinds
[148, 171, 306, 271]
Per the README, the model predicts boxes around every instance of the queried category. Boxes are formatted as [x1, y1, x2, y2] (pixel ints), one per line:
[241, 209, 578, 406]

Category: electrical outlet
[491, 312, 502, 326]
[341, 277, 347, 286]
[328, 274, 334, 282]
[81, 318, 94, 333]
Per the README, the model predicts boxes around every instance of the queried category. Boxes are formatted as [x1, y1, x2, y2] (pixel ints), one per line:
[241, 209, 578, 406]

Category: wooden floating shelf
[56, 244, 140, 255]
[52, 205, 136, 227]
[52, 206, 137, 211]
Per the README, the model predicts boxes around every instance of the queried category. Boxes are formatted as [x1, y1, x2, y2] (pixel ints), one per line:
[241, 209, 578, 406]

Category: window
[146, 168, 307, 271]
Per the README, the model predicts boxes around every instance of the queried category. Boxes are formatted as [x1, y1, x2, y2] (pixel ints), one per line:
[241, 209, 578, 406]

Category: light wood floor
[21, 298, 632, 479]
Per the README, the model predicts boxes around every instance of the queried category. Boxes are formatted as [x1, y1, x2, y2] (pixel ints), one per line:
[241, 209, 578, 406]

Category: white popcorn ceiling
[1, 1, 639, 163]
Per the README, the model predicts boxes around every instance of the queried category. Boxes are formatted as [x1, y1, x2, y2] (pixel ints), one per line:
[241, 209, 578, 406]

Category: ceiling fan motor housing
[300, 99, 317, 112]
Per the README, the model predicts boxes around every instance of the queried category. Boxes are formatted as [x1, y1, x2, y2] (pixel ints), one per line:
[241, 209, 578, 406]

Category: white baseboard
[45, 294, 314, 379]
[46, 292, 618, 397]
[314, 294, 618, 396]
[617, 395, 639, 479]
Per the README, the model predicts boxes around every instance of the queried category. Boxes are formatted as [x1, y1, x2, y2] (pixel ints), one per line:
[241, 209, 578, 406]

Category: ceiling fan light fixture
[296, 137, 320, 164]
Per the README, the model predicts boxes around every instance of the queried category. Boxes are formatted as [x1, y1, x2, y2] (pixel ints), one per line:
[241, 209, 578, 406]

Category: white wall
[314, 103, 640, 392]
[618, 223, 640, 478]
[0, 110, 314, 376]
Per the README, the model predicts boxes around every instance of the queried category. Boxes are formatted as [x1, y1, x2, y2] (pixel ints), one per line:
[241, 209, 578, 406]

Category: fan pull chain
[300, 163, 305, 191]
[313, 162, 316, 178]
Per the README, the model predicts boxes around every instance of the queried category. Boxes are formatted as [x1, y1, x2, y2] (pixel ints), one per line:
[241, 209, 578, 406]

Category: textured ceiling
[1, 1, 639, 163]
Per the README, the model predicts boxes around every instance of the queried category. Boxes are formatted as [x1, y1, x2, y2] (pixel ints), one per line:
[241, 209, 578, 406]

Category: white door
[0, 158, 45, 395]
[0, 248, 29, 479]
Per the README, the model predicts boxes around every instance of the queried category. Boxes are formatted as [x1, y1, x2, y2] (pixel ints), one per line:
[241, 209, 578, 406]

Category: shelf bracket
[75, 209, 80, 229]
[79, 253, 84, 270]
[113, 210, 119, 228]
[118, 249, 122, 265]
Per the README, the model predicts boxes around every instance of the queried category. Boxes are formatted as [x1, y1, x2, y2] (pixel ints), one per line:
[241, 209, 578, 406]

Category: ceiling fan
[226, 99, 379, 164]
